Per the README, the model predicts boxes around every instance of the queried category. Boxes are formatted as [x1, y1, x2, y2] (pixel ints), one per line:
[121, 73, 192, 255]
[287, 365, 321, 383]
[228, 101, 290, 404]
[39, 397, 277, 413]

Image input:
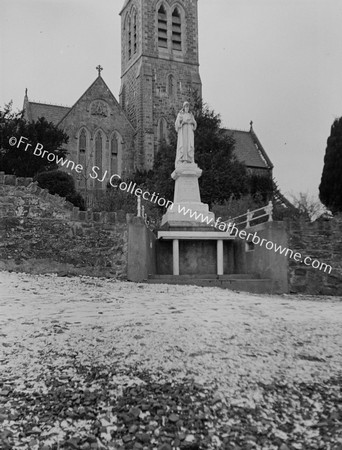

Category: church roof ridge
[24, 100, 71, 124]
[29, 100, 71, 108]
[224, 127, 251, 133]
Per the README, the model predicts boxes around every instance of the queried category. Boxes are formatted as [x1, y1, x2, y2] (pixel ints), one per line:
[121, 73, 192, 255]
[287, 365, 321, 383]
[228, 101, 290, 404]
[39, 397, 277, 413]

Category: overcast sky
[1, 0, 342, 201]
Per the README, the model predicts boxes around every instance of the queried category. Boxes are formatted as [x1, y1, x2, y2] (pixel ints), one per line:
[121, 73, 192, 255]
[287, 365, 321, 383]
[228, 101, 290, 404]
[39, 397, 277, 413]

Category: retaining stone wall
[2, 172, 342, 292]
[0, 172, 129, 278]
[285, 217, 342, 295]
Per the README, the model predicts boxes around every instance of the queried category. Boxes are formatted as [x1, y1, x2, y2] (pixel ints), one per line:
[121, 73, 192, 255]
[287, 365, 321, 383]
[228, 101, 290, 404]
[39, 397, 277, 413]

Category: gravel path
[0, 272, 341, 450]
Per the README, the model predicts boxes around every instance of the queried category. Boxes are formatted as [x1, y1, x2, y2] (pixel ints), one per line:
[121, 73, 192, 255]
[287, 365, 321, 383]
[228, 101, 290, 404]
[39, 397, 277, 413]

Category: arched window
[95, 132, 103, 179]
[157, 117, 168, 148]
[78, 129, 87, 188]
[168, 74, 175, 97]
[172, 7, 182, 50]
[158, 4, 167, 48]
[128, 15, 132, 59]
[110, 133, 119, 175]
[79, 129, 86, 155]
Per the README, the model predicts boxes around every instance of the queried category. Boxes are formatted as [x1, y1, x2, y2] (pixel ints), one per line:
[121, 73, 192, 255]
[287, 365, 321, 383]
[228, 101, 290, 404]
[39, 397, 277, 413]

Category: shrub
[66, 192, 86, 211]
[36, 170, 74, 197]
[35, 170, 86, 210]
[212, 194, 266, 222]
[92, 185, 137, 213]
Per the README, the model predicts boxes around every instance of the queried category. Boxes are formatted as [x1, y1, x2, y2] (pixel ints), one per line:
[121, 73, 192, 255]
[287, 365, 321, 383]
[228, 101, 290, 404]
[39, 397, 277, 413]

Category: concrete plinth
[157, 230, 235, 276]
[161, 162, 215, 226]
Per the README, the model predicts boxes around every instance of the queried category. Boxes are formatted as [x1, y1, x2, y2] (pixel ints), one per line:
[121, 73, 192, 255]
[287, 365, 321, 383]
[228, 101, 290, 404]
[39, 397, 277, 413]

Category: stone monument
[161, 101, 215, 227]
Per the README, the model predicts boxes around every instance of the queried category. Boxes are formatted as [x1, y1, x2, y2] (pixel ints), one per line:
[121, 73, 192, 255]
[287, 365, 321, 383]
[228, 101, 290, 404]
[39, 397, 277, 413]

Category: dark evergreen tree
[319, 117, 342, 214]
[150, 139, 177, 203]
[192, 96, 249, 205]
[35, 170, 75, 198]
[0, 103, 68, 177]
[248, 174, 273, 203]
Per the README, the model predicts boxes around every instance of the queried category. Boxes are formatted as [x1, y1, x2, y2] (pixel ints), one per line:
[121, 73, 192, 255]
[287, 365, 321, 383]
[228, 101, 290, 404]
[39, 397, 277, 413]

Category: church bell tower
[119, 0, 202, 170]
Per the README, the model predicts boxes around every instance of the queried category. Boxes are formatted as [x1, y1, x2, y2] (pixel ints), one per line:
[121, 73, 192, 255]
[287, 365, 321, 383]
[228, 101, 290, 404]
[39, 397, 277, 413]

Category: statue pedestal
[161, 162, 215, 227]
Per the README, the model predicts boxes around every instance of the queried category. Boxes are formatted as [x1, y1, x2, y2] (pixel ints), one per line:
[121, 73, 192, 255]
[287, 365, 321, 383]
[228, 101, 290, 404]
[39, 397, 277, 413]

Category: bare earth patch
[0, 272, 341, 450]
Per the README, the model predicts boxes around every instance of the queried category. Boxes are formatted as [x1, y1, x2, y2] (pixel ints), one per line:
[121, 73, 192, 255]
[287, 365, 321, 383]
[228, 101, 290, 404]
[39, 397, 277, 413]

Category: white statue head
[183, 101, 190, 112]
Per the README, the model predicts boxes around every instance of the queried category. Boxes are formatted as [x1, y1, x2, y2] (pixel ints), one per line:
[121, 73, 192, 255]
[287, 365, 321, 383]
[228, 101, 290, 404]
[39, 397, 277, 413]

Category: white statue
[175, 101, 197, 165]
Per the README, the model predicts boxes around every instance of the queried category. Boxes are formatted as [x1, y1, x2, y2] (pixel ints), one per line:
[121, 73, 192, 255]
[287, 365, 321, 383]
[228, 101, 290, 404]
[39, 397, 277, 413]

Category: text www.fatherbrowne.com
[9, 135, 333, 275]
[177, 204, 333, 275]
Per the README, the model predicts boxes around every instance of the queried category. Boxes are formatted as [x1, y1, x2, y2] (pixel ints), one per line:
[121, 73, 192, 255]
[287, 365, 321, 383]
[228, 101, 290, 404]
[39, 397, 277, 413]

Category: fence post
[246, 209, 251, 228]
[267, 201, 273, 221]
[137, 195, 141, 217]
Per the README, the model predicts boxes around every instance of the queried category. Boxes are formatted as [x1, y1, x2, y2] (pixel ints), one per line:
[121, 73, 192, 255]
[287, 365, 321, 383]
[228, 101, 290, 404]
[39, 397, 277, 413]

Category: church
[23, 0, 273, 195]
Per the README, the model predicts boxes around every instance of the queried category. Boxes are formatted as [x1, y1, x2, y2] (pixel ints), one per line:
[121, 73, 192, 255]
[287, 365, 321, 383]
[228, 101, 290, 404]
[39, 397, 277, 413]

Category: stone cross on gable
[96, 65, 103, 76]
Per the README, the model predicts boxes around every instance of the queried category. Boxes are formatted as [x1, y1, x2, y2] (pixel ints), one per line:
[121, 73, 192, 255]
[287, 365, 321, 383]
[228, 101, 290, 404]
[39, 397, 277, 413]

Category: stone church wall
[59, 76, 135, 189]
[120, 0, 202, 170]
[285, 217, 342, 295]
[151, 59, 201, 144]
[120, 59, 147, 169]
[0, 173, 128, 278]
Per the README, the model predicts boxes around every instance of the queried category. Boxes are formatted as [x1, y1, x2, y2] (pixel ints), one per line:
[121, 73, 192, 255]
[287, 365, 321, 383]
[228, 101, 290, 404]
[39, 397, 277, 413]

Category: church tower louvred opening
[158, 5, 168, 49]
[172, 7, 182, 51]
[127, 15, 132, 60]
[133, 11, 137, 54]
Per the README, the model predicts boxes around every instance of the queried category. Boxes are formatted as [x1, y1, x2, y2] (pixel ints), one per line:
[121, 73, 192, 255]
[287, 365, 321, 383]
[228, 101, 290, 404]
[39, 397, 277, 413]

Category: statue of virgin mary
[175, 101, 197, 166]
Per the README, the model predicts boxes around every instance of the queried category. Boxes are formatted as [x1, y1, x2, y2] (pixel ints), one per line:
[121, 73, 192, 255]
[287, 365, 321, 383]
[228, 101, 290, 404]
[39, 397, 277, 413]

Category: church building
[23, 0, 273, 195]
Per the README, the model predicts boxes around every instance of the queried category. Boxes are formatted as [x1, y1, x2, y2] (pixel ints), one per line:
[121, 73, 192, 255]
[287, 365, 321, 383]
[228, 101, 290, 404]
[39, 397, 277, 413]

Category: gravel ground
[0, 271, 341, 450]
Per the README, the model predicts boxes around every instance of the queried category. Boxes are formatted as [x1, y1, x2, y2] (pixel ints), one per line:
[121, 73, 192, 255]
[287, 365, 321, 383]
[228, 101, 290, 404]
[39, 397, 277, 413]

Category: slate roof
[223, 128, 273, 170]
[22, 87, 273, 174]
[23, 75, 134, 133]
[25, 102, 70, 125]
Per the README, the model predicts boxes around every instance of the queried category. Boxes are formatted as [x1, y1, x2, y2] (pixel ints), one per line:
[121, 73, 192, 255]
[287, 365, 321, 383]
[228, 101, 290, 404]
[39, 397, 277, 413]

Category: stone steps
[149, 273, 261, 280]
[145, 274, 275, 294]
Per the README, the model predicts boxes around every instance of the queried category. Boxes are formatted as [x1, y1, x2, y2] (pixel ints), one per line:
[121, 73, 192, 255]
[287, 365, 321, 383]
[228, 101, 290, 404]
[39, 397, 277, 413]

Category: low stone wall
[127, 216, 157, 282]
[285, 217, 342, 295]
[0, 172, 129, 278]
[245, 221, 289, 294]
[2, 172, 342, 292]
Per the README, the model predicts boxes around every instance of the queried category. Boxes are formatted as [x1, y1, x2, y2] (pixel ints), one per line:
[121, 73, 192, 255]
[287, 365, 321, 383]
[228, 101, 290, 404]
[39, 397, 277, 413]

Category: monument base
[161, 162, 215, 227]
[161, 202, 215, 227]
